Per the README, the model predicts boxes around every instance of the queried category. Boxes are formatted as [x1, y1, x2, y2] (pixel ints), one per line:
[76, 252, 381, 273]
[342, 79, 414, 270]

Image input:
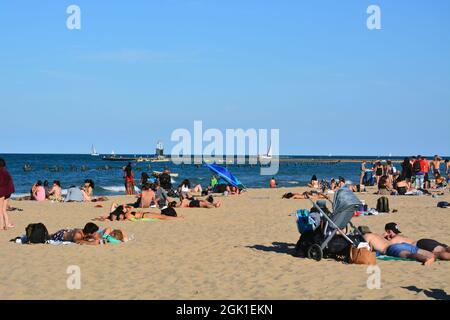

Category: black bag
[376, 197, 390, 213]
[161, 207, 177, 217]
[25, 223, 50, 244]
[327, 235, 351, 256]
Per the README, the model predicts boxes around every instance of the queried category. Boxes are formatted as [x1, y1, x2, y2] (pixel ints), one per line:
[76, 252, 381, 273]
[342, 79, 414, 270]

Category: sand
[0, 187, 449, 300]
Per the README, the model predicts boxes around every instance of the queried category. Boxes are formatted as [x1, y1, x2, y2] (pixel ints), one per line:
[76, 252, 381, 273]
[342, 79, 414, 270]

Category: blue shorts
[386, 243, 419, 257]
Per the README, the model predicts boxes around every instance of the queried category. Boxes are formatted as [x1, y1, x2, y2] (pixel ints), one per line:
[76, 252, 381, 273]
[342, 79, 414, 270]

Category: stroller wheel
[307, 244, 323, 262]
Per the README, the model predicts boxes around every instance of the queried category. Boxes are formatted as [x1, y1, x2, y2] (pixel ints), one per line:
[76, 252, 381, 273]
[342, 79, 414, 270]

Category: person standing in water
[269, 177, 277, 188]
[123, 162, 135, 195]
[0, 158, 15, 230]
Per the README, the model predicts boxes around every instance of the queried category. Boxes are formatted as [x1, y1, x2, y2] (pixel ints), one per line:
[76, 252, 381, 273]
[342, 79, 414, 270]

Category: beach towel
[377, 255, 415, 261]
[129, 217, 160, 222]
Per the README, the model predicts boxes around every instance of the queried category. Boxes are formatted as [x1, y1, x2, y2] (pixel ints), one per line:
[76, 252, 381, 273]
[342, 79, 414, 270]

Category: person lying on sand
[282, 191, 328, 200]
[360, 228, 435, 266]
[50, 222, 102, 245]
[176, 196, 222, 208]
[384, 222, 450, 261]
[93, 203, 182, 221]
[94, 227, 129, 244]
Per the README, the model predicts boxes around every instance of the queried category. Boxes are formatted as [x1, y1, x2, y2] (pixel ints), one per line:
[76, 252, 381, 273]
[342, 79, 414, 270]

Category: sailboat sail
[267, 144, 273, 157]
[91, 145, 99, 156]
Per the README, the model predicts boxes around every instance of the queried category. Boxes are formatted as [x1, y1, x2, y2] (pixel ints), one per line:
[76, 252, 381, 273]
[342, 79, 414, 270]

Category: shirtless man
[361, 227, 434, 266]
[50, 222, 101, 245]
[139, 183, 156, 208]
[431, 156, 442, 175]
[384, 222, 450, 261]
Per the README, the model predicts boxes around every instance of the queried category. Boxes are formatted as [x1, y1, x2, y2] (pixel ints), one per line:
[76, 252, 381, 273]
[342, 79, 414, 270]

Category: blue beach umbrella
[204, 164, 246, 189]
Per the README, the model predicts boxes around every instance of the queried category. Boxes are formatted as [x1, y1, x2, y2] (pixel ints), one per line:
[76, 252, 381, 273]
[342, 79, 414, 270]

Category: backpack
[25, 223, 50, 244]
[376, 197, 390, 213]
[413, 161, 422, 174]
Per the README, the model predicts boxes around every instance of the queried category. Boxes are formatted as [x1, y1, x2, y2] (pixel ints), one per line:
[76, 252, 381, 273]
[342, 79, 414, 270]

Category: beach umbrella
[204, 164, 246, 189]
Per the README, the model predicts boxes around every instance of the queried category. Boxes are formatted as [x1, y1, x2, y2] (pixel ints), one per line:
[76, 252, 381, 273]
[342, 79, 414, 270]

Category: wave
[11, 193, 30, 198]
[287, 181, 300, 184]
[100, 186, 141, 193]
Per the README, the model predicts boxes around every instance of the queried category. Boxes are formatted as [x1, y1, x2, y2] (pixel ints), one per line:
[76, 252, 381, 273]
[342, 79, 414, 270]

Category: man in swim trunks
[361, 228, 434, 266]
[50, 223, 101, 245]
[384, 222, 450, 261]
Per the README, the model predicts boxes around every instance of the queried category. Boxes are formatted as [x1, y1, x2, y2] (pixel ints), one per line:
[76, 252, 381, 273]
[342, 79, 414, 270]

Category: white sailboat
[91, 145, 99, 156]
[258, 143, 273, 162]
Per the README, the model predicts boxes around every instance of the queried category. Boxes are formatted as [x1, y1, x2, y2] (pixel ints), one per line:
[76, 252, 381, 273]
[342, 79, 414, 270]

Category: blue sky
[0, 0, 449, 156]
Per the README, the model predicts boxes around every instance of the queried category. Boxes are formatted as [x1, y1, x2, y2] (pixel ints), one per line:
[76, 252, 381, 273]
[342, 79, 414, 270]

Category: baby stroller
[296, 188, 363, 261]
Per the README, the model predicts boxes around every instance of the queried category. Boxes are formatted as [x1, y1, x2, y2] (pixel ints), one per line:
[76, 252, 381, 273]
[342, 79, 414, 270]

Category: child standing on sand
[0, 158, 15, 230]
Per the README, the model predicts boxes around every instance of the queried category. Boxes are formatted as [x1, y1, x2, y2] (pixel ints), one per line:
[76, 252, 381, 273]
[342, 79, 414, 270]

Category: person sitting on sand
[282, 191, 328, 200]
[50, 222, 102, 245]
[64, 185, 91, 202]
[433, 172, 447, 189]
[337, 177, 358, 192]
[155, 181, 169, 209]
[48, 180, 63, 202]
[383, 222, 450, 261]
[32, 181, 46, 202]
[377, 175, 398, 196]
[82, 179, 95, 199]
[393, 175, 410, 195]
[136, 183, 156, 208]
[308, 175, 320, 189]
[178, 179, 202, 199]
[329, 178, 337, 191]
[177, 196, 222, 209]
[360, 228, 435, 266]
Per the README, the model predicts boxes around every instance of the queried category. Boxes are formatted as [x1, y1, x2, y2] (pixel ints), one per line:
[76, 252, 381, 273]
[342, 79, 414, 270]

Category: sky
[0, 0, 449, 156]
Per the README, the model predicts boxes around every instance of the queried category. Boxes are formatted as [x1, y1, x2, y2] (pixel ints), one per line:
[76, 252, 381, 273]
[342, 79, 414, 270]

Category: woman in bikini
[123, 163, 135, 195]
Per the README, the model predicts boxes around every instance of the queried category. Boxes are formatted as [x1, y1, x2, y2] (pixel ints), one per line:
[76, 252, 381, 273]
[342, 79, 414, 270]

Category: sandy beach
[0, 187, 449, 300]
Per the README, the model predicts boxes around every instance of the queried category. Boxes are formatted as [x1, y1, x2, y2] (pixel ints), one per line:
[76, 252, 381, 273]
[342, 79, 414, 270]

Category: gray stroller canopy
[331, 187, 362, 229]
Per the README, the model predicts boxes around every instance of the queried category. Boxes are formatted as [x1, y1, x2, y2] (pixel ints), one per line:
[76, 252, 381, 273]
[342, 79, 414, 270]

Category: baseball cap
[385, 222, 401, 234]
